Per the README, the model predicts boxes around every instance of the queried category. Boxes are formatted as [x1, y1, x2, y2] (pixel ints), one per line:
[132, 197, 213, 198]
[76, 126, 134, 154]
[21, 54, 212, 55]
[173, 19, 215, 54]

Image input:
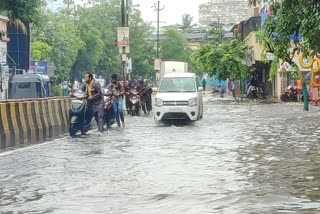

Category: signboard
[154, 59, 161, 71]
[30, 60, 48, 74]
[117, 27, 129, 47]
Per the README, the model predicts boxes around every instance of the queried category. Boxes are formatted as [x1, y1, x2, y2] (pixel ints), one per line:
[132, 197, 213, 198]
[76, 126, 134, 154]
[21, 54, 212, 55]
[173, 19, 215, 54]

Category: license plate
[169, 108, 183, 112]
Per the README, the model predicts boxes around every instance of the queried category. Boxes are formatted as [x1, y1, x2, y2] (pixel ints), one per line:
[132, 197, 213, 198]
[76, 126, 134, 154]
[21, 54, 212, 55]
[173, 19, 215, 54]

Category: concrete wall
[0, 97, 70, 149]
[244, 31, 263, 62]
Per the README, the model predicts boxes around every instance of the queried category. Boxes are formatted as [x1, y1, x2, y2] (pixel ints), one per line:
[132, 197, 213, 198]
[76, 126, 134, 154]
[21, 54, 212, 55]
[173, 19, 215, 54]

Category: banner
[117, 27, 129, 47]
[30, 60, 48, 74]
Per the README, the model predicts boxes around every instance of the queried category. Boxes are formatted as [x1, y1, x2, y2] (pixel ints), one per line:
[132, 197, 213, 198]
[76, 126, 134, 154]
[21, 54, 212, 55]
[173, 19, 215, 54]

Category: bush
[51, 85, 62, 96]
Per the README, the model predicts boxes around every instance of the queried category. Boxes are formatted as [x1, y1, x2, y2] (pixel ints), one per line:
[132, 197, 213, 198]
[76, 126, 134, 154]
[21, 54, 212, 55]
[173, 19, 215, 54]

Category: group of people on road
[71, 71, 152, 134]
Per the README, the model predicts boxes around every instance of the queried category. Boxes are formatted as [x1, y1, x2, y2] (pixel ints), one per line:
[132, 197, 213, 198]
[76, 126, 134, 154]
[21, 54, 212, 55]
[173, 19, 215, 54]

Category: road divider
[0, 97, 70, 150]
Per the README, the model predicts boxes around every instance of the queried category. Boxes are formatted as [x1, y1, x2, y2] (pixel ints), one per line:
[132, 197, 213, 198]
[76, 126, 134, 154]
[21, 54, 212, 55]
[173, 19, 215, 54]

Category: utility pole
[152, 1, 165, 59]
[120, 0, 128, 111]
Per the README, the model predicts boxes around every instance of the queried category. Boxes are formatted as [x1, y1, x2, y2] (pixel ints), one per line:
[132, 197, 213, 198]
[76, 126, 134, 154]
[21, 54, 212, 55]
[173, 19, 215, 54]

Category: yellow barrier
[0, 97, 70, 150]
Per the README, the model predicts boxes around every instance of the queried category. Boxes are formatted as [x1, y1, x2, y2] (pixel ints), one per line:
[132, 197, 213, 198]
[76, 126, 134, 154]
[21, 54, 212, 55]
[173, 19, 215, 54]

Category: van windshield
[159, 77, 196, 93]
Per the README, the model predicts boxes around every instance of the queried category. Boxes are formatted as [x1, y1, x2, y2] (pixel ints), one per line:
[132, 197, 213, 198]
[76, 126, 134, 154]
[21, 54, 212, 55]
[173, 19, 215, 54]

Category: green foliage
[51, 84, 63, 96]
[160, 29, 190, 61]
[31, 41, 50, 60]
[28, 0, 157, 82]
[269, 56, 279, 79]
[72, 20, 104, 78]
[31, 10, 84, 82]
[251, 0, 320, 78]
[129, 11, 156, 78]
[0, 0, 45, 24]
[191, 39, 248, 80]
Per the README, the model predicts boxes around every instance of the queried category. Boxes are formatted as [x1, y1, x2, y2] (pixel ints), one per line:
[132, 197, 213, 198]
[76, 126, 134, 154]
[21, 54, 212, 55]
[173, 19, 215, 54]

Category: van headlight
[188, 97, 197, 107]
[155, 98, 163, 107]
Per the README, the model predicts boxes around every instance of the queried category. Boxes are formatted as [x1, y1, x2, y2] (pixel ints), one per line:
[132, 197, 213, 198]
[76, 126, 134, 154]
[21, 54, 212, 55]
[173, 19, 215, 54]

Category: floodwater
[1, 94, 320, 214]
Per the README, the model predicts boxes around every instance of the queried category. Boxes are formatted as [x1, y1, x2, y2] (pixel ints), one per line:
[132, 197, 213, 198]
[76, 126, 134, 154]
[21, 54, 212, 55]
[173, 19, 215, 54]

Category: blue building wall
[7, 22, 30, 71]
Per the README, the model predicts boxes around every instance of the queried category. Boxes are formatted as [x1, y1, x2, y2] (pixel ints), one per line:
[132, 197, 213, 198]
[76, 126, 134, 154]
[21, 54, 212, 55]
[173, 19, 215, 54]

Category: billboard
[30, 60, 48, 74]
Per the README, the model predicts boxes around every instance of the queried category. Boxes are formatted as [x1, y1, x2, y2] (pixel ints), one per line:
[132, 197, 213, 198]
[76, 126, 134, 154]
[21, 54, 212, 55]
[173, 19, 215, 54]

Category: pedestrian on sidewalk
[296, 78, 302, 102]
[201, 75, 206, 93]
[231, 80, 236, 100]
[303, 80, 309, 111]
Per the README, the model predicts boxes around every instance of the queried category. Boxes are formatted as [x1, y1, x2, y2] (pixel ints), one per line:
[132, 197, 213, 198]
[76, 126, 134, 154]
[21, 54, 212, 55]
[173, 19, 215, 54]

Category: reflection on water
[1, 96, 320, 213]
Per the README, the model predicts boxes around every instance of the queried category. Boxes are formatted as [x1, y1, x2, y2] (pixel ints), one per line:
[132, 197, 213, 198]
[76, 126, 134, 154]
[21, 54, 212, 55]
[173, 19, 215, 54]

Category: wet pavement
[1, 94, 320, 214]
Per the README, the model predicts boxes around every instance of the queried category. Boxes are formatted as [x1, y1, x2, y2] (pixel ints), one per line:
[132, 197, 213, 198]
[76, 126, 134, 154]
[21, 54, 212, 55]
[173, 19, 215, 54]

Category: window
[159, 77, 196, 93]
[17, 82, 31, 88]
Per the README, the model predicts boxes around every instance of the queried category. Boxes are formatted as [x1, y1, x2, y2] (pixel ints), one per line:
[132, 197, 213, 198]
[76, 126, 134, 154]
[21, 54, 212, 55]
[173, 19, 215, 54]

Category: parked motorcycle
[247, 85, 265, 99]
[280, 84, 298, 102]
[69, 90, 94, 137]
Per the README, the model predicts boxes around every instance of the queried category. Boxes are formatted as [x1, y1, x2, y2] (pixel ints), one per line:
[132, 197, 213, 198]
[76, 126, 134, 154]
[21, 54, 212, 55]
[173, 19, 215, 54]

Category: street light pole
[153, 1, 165, 59]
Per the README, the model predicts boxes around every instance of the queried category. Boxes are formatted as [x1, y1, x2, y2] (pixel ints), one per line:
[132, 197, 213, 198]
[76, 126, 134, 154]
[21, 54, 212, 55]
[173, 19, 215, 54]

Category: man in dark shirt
[81, 71, 104, 133]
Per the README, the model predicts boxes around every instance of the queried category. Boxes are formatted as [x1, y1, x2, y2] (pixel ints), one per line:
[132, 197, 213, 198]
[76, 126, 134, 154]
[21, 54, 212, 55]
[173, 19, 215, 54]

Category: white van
[154, 72, 203, 122]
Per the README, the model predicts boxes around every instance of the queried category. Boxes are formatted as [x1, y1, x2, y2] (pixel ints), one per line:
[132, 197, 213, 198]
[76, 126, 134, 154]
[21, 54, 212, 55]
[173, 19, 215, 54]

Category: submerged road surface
[1, 94, 320, 214]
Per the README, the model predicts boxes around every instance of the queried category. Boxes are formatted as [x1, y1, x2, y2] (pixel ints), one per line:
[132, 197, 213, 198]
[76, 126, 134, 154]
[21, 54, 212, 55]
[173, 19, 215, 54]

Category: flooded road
[1, 94, 320, 214]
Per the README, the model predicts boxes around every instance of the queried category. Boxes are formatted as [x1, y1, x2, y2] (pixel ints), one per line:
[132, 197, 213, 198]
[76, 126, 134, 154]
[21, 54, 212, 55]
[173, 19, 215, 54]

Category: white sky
[132, 0, 209, 27]
[48, 0, 210, 26]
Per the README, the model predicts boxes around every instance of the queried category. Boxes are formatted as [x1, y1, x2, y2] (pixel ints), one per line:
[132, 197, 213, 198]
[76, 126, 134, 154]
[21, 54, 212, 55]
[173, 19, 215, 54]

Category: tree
[191, 26, 248, 80]
[191, 40, 248, 80]
[0, 0, 45, 32]
[160, 29, 190, 61]
[31, 10, 84, 82]
[31, 41, 50, 60]
[72, 20, 104, 78]
[31, 0, 159, 82]
[248, 0, 320, 77]
[126, 9, 155, 78]
[181, 13, 196, 33]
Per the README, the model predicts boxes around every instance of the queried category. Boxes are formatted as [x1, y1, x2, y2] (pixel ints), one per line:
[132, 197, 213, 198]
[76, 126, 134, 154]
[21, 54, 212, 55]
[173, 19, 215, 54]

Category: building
[0, 15, 10, 100]
[0, 15, 9, 63]
[199, 0, 250, 27]
[149, 26, 234, 51]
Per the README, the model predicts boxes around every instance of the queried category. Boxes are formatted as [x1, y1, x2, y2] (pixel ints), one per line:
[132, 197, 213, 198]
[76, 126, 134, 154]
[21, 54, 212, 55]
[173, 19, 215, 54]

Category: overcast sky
[132, 0, 209, 26]
[48, 0, 209, 26]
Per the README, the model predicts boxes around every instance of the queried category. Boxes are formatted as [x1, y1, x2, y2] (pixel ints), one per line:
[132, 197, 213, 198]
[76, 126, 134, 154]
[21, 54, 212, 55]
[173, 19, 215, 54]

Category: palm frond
[13, 18, 27, 34]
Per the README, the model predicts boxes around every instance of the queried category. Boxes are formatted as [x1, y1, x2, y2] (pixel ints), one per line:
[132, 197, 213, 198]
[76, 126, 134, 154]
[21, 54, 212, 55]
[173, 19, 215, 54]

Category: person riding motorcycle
[80, 71, 104, 133]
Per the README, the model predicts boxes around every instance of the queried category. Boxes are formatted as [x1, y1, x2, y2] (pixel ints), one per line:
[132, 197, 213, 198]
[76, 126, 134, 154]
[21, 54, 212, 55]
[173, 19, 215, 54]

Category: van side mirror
[198, 87, 203, 92]
[152, 87, 158, 92]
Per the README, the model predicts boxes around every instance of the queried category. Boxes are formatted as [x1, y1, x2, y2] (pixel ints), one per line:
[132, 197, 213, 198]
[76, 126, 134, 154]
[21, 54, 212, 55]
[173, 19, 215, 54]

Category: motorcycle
[247, 85, 265, 99]
[280, 84, 298, 102]
[69, 90, 94, 137]
[102, 88, 115, 129]
[128, 89, 141, 116]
